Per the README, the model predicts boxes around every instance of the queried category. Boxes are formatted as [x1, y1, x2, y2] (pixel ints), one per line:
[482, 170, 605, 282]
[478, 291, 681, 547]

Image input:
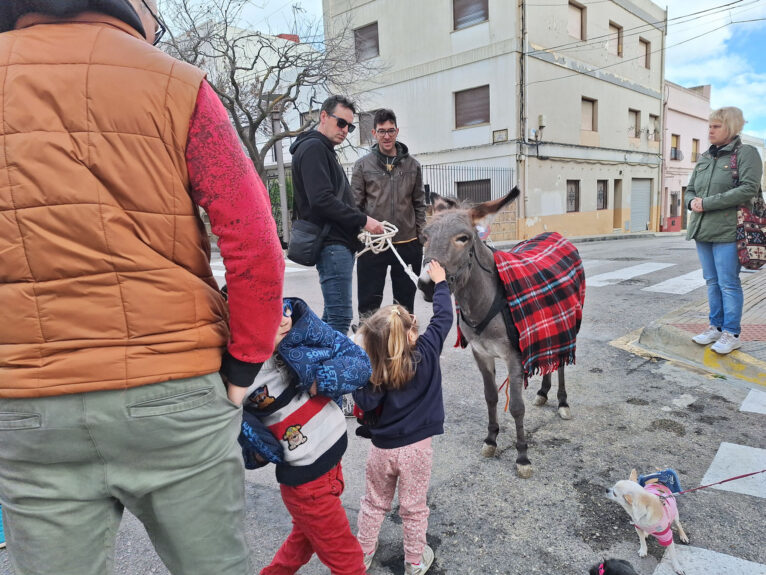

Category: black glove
[239, 410, 283, 469]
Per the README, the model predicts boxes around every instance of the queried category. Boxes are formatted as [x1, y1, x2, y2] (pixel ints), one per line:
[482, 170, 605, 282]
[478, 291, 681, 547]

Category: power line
[525, 0, 749, 57]
[526, 17, 766, 87]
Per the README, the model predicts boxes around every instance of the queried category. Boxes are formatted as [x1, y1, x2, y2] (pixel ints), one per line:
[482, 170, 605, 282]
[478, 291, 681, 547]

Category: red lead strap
[661, 468, 766, 499]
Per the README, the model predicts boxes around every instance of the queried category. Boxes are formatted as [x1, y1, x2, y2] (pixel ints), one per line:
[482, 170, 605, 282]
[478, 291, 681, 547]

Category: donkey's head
[418, 187, 520, 301]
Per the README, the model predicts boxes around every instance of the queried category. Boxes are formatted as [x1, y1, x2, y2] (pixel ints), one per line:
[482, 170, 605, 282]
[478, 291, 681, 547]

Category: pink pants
[356, 438, 433, 565]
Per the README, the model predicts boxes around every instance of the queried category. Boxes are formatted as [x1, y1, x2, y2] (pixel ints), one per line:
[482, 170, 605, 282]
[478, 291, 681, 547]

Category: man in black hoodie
[289, 95, 383, 336]
[352, 109, 426, 316]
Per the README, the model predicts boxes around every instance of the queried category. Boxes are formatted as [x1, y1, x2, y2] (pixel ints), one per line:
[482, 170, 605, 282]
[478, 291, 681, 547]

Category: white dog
[606, 470, 689, 575]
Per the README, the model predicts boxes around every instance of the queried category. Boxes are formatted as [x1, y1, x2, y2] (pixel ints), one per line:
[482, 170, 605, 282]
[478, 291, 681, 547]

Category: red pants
[260, 463, 365, 575]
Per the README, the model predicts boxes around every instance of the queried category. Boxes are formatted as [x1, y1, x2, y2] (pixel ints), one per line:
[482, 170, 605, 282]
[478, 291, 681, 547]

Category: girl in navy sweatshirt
[353, 261, 452, 575]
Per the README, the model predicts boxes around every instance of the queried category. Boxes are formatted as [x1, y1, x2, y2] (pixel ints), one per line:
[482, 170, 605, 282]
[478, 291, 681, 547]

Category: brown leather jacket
[351, 142, 426, 243]
[0, 13, 228, 398]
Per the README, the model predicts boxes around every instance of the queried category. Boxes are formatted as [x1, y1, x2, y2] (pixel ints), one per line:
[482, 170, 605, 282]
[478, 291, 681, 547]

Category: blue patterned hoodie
[240, 297, 372, 486]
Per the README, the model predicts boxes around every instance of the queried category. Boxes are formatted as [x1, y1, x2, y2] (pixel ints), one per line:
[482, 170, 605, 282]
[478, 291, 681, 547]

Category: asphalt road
[2, 235, 764, 575]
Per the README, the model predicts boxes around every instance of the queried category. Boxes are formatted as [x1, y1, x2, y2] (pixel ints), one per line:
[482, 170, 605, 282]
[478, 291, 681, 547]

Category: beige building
[323, 0, 666, 240]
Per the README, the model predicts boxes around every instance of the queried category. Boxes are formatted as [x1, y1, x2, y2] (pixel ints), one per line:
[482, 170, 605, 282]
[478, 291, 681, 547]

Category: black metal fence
[265, 163, 515, 240]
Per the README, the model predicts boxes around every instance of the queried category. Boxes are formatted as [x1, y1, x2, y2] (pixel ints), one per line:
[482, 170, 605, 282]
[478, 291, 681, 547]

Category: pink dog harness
[642, 484, 678, 546]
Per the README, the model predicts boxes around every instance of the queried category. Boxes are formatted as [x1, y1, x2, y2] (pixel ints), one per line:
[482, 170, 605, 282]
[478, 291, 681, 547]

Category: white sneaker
[362, 541, 377, 570]
[710, 331, 741, 354]
[342, 394, 355, 418]
[692, 325, 722, 345]
[405, 545, 434, 575]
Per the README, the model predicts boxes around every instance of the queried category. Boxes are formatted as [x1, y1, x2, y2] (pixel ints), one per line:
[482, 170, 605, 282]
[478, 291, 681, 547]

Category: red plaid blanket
[495, 232, 585, 380]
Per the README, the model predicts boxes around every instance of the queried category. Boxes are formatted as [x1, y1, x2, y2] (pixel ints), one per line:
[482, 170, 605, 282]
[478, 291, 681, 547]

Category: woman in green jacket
[684, 107, 763, 354]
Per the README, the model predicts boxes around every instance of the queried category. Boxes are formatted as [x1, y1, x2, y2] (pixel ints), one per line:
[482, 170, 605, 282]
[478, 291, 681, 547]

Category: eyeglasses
[141, 0, 167, 45]
[282, 301, 293, 317]
[375, 128, 397, 136]
[328, 113, 356, 133]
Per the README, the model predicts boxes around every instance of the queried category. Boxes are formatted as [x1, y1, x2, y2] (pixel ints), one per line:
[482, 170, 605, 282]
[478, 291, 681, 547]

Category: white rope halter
[357, 222, 420, 286]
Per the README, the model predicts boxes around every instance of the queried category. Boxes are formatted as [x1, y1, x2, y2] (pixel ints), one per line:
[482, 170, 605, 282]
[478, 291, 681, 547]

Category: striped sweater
[243, 297, 372, 486]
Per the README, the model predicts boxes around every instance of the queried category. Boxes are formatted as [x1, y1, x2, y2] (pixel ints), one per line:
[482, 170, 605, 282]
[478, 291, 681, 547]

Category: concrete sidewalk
[635, 269, 766, 386]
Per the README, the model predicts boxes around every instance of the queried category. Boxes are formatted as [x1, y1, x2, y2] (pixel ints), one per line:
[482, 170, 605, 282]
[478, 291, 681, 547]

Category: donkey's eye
[455, 234, 470, 244]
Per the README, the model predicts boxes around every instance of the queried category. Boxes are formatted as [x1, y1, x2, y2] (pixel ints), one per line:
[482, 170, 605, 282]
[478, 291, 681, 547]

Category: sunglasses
[328, 113, 356, 133]
[375, 128, 397, 136]
[141, 0, 167, 45]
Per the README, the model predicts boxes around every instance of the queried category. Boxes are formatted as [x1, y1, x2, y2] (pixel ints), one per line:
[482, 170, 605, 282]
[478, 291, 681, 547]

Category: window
[568, 2, 585, 40]
[670, 134, 680, 160]
[453, 0, 489, 30]
[670, 192, 679, 217]
[456, 179, 491, 203]
[567, 180, 580, 212]
[649, 114, 660, 141]
[300, 109, 319, 127]
[639, 38, 650, 68]
[581, 97, 597, 131]
[358, 110, 380, 146]
[354, 22, 379, 61]
[692, 138, 700, 162]
[608, 22, 623, 56]
[597, 180, 608, 210]
[455, 85, 490, 128]
[628, 109, 640, 137]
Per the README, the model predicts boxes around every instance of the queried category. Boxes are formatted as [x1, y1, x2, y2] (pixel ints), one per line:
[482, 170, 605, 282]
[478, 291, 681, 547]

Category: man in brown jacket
[0, 1, 284, 574]
[352, 109, 426, 316]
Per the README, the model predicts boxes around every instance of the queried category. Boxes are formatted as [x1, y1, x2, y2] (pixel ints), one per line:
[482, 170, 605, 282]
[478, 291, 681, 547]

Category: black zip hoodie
[289, 130, 367, 251]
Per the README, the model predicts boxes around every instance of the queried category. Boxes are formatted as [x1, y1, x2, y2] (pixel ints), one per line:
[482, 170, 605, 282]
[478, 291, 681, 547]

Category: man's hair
[373, 109, 397, 128]
[321, 95, 356, 116]
[709, 106, 746, 140]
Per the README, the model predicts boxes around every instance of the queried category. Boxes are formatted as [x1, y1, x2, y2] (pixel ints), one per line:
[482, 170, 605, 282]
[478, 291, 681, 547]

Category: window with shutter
[455, 85, 490, 128]
[354, 22, 379, 62]
[454, 0, 489, 30]
[359, 110, 380, 146]
[671, 134, 680, 160]
[608, 22, 622, 56]
[456, 179, 491, 203]
[628, 109, 640, 137]
[568, 2, 585, 40]
[581, 98, 596, 131]
[639, 38, 651, 68]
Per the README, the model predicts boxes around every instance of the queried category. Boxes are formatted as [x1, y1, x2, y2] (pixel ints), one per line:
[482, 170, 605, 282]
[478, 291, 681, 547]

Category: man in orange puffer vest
[0, 1, 285, 573]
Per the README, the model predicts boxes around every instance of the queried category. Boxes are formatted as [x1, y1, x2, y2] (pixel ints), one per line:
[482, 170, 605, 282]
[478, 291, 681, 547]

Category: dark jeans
[316, 243, 355, 335]
[357, 240, 423, 316]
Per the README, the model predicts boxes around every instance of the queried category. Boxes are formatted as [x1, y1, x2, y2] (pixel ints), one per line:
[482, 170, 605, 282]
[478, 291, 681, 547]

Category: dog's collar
[598, 563, 605, 575]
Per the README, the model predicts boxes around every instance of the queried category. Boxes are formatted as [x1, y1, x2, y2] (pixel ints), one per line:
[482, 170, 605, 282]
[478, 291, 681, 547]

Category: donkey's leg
[471, 349, 499, 458]
[533, 374, 552, 407]
[556, 366, 571, 420]
[505, 353, 531, 478]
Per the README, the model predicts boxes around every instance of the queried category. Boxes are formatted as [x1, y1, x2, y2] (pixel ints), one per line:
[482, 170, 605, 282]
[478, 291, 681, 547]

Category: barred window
[567, 180, 580, 212]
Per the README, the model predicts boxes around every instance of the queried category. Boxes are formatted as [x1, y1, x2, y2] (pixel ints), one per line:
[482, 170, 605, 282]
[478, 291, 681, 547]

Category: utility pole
[271, 107, 290, 244]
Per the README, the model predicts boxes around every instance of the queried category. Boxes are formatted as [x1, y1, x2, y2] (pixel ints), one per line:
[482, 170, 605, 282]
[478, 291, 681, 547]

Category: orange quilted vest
[0, 13, 229, 398]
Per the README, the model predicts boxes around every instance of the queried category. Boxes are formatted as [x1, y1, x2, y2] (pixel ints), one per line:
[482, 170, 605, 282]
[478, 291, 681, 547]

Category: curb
[636, 322, 766, 388]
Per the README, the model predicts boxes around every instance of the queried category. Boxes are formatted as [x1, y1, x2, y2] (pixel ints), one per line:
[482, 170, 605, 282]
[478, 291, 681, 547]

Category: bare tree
[161, 0, 380, 177]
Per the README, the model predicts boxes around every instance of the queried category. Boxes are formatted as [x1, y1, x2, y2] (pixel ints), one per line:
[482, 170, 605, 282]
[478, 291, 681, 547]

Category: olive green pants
[0, 373, 251, 575]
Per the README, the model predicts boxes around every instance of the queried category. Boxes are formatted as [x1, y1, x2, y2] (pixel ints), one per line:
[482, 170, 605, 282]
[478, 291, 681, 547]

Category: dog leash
[660, 468, 766, 499]
[357, 222, 420, 286]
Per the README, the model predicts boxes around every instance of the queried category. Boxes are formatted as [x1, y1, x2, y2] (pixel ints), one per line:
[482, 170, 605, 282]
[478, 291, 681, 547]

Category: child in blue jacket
[239, 298, 372, 575]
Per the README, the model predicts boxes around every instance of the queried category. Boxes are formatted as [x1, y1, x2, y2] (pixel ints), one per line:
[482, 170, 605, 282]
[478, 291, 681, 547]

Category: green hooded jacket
[684, 136, 763, 243]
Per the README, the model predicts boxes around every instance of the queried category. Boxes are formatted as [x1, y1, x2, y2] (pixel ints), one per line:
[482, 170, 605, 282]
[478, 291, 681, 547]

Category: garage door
[630, 178, 651, 232]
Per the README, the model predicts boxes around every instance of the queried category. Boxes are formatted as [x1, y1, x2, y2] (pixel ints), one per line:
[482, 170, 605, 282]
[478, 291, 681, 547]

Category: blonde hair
[709, 107, 746, 140]
[359, 305, 418, 390]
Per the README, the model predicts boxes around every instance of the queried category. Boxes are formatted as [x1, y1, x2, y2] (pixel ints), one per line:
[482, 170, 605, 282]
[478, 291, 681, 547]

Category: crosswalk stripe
[587, 262, 675, 287]
[642, 269, 706, 295]
[700, 442, 766, 499]
[653, 546, 766, 574]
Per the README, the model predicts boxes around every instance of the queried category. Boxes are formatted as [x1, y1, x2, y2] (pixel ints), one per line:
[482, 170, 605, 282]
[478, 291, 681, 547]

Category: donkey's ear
[469, 187, 520, 226]
[432, 194, 460, 213]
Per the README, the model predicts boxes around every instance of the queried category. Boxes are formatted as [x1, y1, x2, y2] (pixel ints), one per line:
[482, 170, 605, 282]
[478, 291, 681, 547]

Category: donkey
[418, 188, 583, 478]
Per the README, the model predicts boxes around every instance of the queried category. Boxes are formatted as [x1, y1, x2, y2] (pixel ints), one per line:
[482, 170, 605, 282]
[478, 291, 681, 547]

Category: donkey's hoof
[516, 463, 533, 478]
[558, 406, 572, 420]
[533, 394, 547, 407]
[481, 443, 496, 458]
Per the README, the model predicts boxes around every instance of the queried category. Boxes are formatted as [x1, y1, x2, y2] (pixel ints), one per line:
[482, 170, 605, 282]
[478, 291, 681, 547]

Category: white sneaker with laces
[404, 545, 434, 575]
[710, 331, 741, 354]
[691, 325, 722, 345]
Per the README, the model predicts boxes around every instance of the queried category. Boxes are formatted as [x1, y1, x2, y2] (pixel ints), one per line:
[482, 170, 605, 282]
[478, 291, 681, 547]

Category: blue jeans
[695, 240, 743, 335]
[316, 244, 355, 335]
